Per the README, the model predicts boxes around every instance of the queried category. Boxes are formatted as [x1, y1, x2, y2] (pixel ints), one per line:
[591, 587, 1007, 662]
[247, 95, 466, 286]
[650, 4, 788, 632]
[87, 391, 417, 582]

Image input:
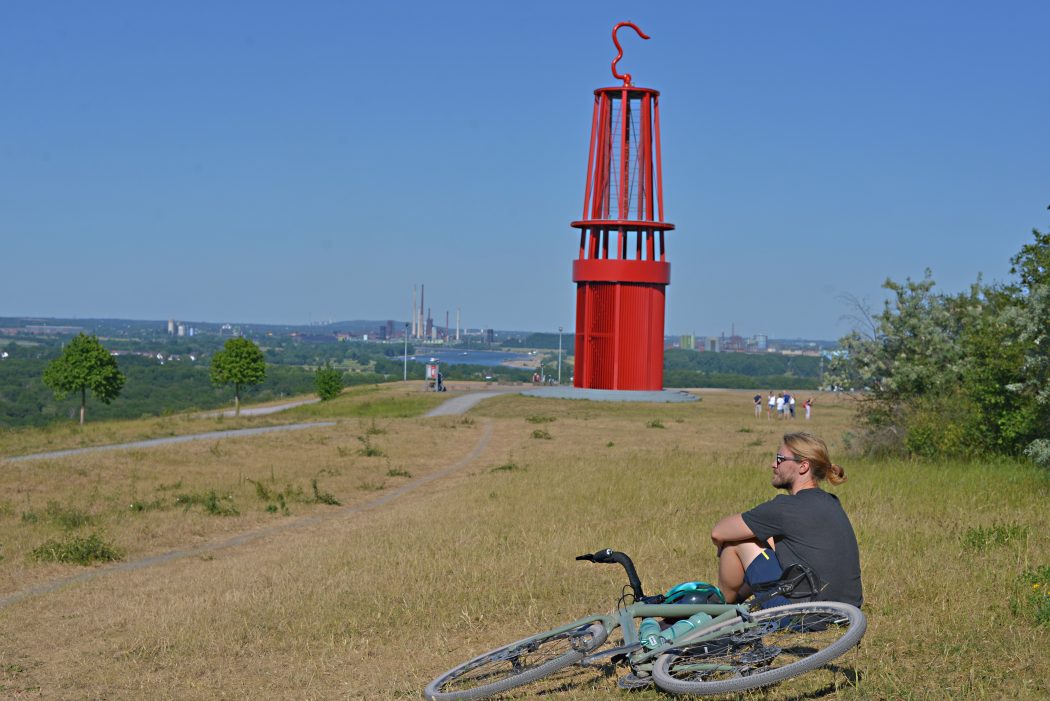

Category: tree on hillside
[828, 229, 1050, 461]
[210, 337, 266, 416]
[42, 333, 125, 425]
[315, 362, 344, 401]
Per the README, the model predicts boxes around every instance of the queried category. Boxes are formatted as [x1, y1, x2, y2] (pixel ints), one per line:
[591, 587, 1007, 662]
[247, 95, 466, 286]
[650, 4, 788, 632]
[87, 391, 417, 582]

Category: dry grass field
[0, 385, 1047, 699]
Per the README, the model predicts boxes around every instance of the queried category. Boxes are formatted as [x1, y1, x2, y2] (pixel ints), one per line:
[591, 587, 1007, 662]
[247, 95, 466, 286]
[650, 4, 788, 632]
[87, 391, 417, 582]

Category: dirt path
[424, 389, 519, 416]
[0, 420, 494, 609]
[198, 397, 321, 418]
[3, 421, 337, 463]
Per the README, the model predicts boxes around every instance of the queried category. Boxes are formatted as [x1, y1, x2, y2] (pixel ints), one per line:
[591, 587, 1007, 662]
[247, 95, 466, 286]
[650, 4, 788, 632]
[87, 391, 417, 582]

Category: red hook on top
[611, 21, 650, 87]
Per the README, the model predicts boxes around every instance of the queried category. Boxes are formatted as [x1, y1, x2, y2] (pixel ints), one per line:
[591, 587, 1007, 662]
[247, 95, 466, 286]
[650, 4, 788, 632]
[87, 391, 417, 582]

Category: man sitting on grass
[710, 432, 863, 608]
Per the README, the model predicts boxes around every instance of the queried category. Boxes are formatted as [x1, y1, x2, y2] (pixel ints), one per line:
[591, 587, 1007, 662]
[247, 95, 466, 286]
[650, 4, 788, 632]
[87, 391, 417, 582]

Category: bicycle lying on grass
[424, 548, 866, 699]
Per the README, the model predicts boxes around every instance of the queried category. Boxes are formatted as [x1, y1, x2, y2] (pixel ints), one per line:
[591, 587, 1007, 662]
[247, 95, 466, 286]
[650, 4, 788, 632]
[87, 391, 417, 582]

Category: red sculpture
[572, 22, 674, 390]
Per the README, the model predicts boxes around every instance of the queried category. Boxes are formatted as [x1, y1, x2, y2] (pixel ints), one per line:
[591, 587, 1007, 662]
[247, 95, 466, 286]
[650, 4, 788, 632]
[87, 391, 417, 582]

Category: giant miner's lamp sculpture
[571, 22, 675, 391]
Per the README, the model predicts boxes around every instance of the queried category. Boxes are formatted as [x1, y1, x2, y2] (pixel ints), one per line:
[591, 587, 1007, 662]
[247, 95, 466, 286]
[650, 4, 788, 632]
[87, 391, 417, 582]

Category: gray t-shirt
[741, 488, 863, 607]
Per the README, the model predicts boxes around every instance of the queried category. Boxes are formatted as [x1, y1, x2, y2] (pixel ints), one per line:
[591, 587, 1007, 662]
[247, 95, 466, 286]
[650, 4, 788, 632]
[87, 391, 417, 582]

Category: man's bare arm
[711, 514, 755, 547]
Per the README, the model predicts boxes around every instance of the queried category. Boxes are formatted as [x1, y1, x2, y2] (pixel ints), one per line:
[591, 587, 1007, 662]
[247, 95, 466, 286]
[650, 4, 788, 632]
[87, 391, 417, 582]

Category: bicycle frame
[587, 603, 750, 671]
[566, 549, 764, 675]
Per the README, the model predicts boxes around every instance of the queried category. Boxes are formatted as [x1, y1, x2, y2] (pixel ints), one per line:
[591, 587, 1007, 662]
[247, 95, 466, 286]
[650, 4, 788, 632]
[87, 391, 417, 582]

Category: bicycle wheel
[653, 601, 866, 697]
[423, 621, 608, 701]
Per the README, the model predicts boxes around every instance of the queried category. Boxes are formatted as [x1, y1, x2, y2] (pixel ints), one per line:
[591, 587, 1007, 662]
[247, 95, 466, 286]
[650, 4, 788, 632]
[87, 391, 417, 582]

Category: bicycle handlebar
[575, 548, 646, 600]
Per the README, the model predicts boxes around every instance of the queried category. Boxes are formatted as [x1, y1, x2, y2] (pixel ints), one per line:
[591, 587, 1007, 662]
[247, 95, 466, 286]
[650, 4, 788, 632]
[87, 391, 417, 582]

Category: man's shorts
[745, 548, 790, 609]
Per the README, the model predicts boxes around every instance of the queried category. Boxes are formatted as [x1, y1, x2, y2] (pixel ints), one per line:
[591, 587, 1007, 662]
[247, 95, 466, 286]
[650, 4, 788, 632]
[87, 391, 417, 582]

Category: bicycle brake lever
[576, 548, 615, 564]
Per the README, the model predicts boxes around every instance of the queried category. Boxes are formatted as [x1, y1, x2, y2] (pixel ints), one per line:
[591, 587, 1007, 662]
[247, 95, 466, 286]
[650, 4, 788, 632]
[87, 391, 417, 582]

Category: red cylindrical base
[574, 281, 665, 391]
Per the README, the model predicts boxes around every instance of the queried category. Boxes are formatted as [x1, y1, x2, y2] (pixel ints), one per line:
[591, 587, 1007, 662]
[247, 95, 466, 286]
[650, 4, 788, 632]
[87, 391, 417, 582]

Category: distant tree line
[664, 348, 821, 378]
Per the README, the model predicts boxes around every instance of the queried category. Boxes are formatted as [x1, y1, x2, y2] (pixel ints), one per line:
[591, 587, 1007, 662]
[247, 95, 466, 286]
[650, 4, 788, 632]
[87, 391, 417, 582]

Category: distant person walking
[775, 393, 785, 419]
[767, 392, 775, 419]
[789, 394, 796, 419]
[805, 398, 812, 420]
[754, 394, 763, 418]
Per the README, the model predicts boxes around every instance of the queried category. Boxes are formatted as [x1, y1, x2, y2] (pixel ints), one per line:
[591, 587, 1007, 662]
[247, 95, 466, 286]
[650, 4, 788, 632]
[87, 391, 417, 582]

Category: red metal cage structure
[571, 23, 674, 390]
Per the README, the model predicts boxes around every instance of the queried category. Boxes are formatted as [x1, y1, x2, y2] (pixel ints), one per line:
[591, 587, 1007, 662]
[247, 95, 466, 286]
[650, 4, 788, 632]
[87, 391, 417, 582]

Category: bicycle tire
[423, 621, 608, 701]
[652, 601, 866, 697]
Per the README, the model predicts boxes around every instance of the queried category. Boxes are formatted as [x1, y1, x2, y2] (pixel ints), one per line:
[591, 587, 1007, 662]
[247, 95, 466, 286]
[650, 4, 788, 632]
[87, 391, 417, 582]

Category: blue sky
[2, 1, 1047, 340]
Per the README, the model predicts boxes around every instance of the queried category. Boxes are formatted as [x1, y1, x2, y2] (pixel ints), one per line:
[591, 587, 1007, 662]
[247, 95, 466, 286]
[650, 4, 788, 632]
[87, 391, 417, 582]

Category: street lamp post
[557, 326, 563, 384]
[403, 323, 409, 382]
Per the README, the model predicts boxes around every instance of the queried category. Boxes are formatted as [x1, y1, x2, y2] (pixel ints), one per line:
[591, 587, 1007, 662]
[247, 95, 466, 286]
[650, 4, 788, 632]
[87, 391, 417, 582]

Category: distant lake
[403, 349, 532, 367]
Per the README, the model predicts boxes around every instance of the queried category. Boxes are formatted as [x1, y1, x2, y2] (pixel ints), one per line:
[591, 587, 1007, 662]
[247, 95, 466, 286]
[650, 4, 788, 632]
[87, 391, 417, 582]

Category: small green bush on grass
[30, 533, 123, 565]
[963, 523, 1028, 550]
[175, 490, 239, 516]
[1012, 565, 1050, 627]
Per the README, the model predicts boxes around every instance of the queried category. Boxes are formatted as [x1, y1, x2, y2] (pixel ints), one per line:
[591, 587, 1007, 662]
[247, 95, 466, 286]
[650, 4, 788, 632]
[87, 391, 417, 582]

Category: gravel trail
[3, 422, 336, 463]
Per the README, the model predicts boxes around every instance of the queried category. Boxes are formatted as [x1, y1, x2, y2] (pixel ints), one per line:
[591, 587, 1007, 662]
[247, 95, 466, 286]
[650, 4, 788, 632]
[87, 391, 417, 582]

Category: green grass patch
[526, 415, 555, 424]
[531, 429, 552, 440]
[1012, 565, 1050, 627]
[175, 490, 239, 516]
[963, 522, 1028, 550]
[23, 501, 96, 530]
[283, 386, 444, 420]
[128, 498, 165, 513]
[386, 468, 412, 478]
[490, 462, 522, 473]
[646, 419, 665, 429]
[356, 435, 385, 457]
[30, 533, 123, 565]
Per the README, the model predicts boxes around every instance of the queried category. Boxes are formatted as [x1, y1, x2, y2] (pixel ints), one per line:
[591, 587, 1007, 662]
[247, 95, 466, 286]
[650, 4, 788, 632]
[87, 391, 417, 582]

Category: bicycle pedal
[616, 672, 654, 690]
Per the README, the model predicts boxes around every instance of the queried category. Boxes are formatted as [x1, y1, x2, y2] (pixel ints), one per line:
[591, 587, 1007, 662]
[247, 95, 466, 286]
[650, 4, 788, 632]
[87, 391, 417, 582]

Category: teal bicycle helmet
[664, 581, 725, 605]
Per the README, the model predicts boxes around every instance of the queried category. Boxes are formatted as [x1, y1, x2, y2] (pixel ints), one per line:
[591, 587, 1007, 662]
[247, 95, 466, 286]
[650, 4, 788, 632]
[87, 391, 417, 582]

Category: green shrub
[311, 478, 340, 505]
[1025, 439, 1050, 469]
[175, 490, 238, 516]
[315, 362, 344, 401]
[962, 523, 1028, 550]
[646, 419, 665, 429]
[531, 429, 552, 440]
[357, 435, 384, 457]
[30, 533, 123, 565]
[526, 416, 555, 424]
[1012, 566, 1050, 627]
[128, 499, 165, 512]
[491, 461, 522, 473]
[44, 501, 94, 530]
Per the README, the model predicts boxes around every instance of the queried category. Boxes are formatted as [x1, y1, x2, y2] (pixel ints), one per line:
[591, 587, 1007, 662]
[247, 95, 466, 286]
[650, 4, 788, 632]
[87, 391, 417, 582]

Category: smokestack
[419, 285, 425, 339]
[412, 285, 417, 338]
[456, 308, 460, 342]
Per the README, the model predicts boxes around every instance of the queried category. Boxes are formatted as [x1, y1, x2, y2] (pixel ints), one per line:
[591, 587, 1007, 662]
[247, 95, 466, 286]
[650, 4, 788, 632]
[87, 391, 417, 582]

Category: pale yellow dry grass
[0, 389, 1047, 700]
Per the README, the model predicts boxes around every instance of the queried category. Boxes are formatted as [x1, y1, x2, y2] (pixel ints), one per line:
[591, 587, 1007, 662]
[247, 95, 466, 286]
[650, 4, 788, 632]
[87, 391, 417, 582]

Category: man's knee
[726, 539, 767, 570]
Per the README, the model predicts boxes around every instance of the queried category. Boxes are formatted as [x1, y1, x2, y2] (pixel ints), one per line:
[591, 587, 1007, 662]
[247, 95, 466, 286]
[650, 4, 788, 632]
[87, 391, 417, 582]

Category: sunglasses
[775, 454, 798, 465]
